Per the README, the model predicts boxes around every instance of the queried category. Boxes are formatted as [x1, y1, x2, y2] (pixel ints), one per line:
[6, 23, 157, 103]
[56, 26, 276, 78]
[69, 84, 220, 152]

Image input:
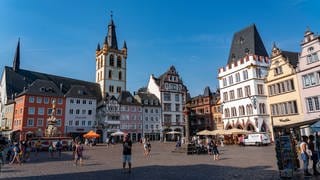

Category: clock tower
[95, 14, 127, 98]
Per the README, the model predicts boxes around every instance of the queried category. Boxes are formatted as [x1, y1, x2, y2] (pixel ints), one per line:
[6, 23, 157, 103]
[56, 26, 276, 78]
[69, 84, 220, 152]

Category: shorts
[123, 155, 131, 163]
[213, 149, 219, 155]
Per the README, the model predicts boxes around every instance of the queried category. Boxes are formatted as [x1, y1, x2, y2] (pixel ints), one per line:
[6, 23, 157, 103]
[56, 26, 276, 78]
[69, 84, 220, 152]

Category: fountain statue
[45, 99, 59, 137]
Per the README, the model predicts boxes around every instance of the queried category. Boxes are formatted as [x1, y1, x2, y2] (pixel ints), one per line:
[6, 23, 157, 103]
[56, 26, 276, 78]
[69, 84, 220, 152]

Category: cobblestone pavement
[0, 142, 316, 180]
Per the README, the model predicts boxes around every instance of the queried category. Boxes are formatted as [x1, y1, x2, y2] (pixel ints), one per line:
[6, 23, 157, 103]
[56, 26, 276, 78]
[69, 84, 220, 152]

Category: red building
[12, 79, 66, 140]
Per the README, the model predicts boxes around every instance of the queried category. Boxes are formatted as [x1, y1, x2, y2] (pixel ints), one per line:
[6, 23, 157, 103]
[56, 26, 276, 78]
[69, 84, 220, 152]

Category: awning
[273, 118, 320, 129]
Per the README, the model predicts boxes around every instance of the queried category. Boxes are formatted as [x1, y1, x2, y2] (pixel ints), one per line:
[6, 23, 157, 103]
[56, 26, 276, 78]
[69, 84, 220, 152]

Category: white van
[243, 133, 271, 146]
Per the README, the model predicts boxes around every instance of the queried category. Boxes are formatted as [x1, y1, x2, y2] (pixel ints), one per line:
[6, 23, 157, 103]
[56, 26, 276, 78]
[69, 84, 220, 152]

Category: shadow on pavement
[5, 164, 279, 180]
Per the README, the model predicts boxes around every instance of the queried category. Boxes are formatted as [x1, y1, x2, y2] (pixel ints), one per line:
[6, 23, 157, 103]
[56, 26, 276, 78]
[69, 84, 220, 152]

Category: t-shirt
[123, 140, 132, 155]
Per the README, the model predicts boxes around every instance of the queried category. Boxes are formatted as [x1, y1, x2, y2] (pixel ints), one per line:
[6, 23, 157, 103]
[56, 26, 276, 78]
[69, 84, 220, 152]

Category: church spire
[106, 11, 118, 50]
[13, 38, 20, 72]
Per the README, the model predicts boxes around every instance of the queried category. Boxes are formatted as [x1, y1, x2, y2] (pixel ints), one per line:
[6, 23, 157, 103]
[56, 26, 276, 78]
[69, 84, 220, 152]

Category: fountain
[45, 99, 59, 137]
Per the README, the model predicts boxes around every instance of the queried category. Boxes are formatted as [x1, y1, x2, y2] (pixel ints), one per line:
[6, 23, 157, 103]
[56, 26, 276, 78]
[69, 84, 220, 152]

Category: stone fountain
[45, 99, 59, 137]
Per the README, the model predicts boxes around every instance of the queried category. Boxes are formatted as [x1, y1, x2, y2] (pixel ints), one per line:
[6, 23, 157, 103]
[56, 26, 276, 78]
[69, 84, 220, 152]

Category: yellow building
[265, 45, 304, 132]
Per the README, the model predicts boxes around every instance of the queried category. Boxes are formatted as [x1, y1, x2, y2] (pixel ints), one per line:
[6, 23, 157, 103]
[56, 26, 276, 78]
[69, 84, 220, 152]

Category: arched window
[109, 55, 114, 66]
[108, 70, 112, 79]
[117, 56, 122, 68]
[118, 71, 122, 80]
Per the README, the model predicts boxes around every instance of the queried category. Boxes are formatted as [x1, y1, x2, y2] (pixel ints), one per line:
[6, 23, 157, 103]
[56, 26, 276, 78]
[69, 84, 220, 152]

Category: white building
[64, 85, 97, 138]
[134, 90, 162, 141]
[147, 66, 188, 140]
[218, 24, 271, 132]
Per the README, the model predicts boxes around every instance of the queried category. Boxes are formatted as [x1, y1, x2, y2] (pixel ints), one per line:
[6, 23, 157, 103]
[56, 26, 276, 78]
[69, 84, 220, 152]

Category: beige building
[265, 45, 304, 133]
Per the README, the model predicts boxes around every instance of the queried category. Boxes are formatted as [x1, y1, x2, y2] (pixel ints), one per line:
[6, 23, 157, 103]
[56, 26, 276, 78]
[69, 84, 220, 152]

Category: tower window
[109, 55, 114, 66]
[119, 71, 122, 80]
[109, 70, 112, 79]
[117, 56, 122, 68]
[109, 86, 114, 92]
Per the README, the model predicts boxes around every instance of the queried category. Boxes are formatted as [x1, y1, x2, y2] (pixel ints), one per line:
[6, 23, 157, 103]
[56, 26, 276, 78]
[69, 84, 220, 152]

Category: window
[27, 118, 34, 126]
[307, 96, 320, 112]
[239, 106, 245, 116]
[303, 73, 317, 87]
[82, 121, 86, 126]
[83, 100, 86, 104]
[223, 92, 228, 101]
[109, 85, 114, 92]
[69, 109, 74, 114]
[117, 56, 122, 68]
[274, 66, 283, 76]
[88, 110, 92, 115]
[307, 53, 319, 64]
[118, 72, 122, 80]
[235, 73, 240, 82]
[89, 101, 92, 105]
[244, 86, 251, 97]
[237, 88, 243, 98]
[259, 103, 266, 114]
[256, 68, 262, 78]
[223, 78, 227, 87]
[69, 121, 73, 126]
[88, 121, 92, 126]
[109, 55, 114, 66]
[176, 115, 180, 122]
[57, 98, 63, 104]
[29, 96, 35, 103]
[231, 107, 237, 117]
[76, 109, 80, 114]
[117, 87, 121, 93]
[57, 108, 62, 115]
[47, 108, 53, 115]
[243, 70, 248, 80]
[228, 75, 234, 85]
[28, 107, 35, 115]
[164, 103, 171, 111]
[75, 120, 79, 126]
[108, 70, 112, 78]
[70, 99, 74, 104]
[145, 109, 148, 113]
[37, 97, 42, 103]
[271, 101, 298, 115]
[257, 84, 264, 95]
[56, 119, 61, 126]
[37, 118, 43, 126]
[229, 90, 235, 100]
[164, 93, 171, 101]
[44, 97, 49, 104]
[175, 94, 179, 102]
[38, 107, 44, 115]
[145, 125, 148, 130]
[175, 104, 180, 111]
[76, 99, 80, 104]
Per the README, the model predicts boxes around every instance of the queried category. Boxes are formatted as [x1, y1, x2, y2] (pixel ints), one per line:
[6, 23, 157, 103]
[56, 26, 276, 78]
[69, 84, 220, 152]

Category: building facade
[95, 15, 127, 99]
[118, 91, 142, 142]
[265, 45, 303, 137]
[64, 85, 97, 139]
[147, 66, 188, 140]
[218, 24, 270, 132]
[297, 28, 320, 133]
[134, 90, 162, 141]
[211, 90, 223, 130]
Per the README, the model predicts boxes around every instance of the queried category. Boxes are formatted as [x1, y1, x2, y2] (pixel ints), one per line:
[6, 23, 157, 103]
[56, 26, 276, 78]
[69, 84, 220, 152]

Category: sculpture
[45, 99, 59, 137]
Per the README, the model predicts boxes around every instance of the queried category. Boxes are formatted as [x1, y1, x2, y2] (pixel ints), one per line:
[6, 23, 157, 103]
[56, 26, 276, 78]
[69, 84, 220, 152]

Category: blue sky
[0, 0, 319, 97]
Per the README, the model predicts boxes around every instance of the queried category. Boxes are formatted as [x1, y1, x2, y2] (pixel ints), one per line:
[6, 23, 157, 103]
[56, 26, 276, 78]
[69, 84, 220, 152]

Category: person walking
[35, 140, 42, 159]
[48, 142, 54, 158]
[56, 139, 63, 158]
[212, 140, 220, 160]
[146, 139, 151, 158]
[308, 135, 319, 175]
[74, 141, 84, 166]
[122, 135, 132, 173]
[300, 136, 312, 177]
[10, 142, 21, 165]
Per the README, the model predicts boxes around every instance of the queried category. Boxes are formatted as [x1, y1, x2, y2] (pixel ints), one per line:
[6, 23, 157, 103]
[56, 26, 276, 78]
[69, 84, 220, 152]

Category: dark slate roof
[134, 92, 160, 107]
[65, 85, 96, 99]
[227, 24, 268, 65]
[13, 39, 20, 72]
[4, 66, 101, 101]
[154, 66, 184, 86]
[18, 79, 64, 97]
[118, 91, 140, 106]
[106, 17, 118, 50]
[203, 86, 211, 97]
[282, 51, 299, 69]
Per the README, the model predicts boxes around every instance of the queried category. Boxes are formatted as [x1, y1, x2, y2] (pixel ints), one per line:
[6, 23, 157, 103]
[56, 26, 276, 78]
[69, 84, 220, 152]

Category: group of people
[299, 135, 319, 177]
[207, 140, 220, 160]
[2, 139, 33, 165]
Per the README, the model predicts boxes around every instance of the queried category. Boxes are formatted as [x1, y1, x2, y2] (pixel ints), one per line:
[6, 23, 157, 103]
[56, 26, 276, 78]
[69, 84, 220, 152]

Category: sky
[0, 0, 319, 97]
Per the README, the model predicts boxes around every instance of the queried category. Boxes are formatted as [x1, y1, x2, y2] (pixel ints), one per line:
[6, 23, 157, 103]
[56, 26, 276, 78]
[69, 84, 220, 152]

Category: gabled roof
[65, 85, 96, 99]
[282, 51, 299, 69]
[18, 79, 63, 97]
[228, 24, 268, 65]
[135, 92, 160, 107]
[4, 66, 101, 101]
[118, 91, 140, 106]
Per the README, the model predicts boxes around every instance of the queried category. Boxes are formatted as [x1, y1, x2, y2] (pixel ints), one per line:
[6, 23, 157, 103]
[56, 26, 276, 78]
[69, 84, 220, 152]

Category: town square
[0, 0, 320, 179]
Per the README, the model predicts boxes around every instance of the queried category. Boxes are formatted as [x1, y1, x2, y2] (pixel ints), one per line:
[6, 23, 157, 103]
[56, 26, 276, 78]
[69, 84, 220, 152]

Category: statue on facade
[45, 99, 58, 137]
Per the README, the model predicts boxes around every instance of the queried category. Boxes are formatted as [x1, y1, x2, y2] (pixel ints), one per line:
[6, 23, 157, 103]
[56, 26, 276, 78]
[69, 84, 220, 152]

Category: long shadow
[4, 164, 280, 180]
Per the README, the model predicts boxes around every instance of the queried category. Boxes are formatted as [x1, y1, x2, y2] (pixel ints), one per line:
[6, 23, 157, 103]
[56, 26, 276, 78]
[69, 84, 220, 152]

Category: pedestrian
[10, 142, 21, 165]
[122, 135, 132, 173]
[300, 135, 312, 177]
[308, 135, 319, 175]
[106, 137, 110, 147]
[72, 139, 76, 160]
[143, 138, 148, 157]
[48, 142, 54, 158]
[56, 139, 63, 158]
[35, 140, 42, 159]
[24, 140, 31, 162]
[74, 141, 84, 166]
[146, 139, 151, 157]
[212, 140, 220, 160]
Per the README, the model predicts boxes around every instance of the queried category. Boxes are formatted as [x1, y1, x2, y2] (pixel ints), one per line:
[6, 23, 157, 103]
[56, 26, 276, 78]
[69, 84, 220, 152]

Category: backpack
[14, 145, 20, 153]
[56, 141, 62, 149]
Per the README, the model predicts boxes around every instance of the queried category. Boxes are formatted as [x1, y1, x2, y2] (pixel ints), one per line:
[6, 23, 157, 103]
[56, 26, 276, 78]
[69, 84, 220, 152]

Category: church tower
[95, 14, 127, 98]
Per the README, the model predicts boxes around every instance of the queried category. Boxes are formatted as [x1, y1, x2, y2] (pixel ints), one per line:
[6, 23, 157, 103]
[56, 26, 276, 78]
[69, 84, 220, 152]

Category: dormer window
[308, 47, 314, 52]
